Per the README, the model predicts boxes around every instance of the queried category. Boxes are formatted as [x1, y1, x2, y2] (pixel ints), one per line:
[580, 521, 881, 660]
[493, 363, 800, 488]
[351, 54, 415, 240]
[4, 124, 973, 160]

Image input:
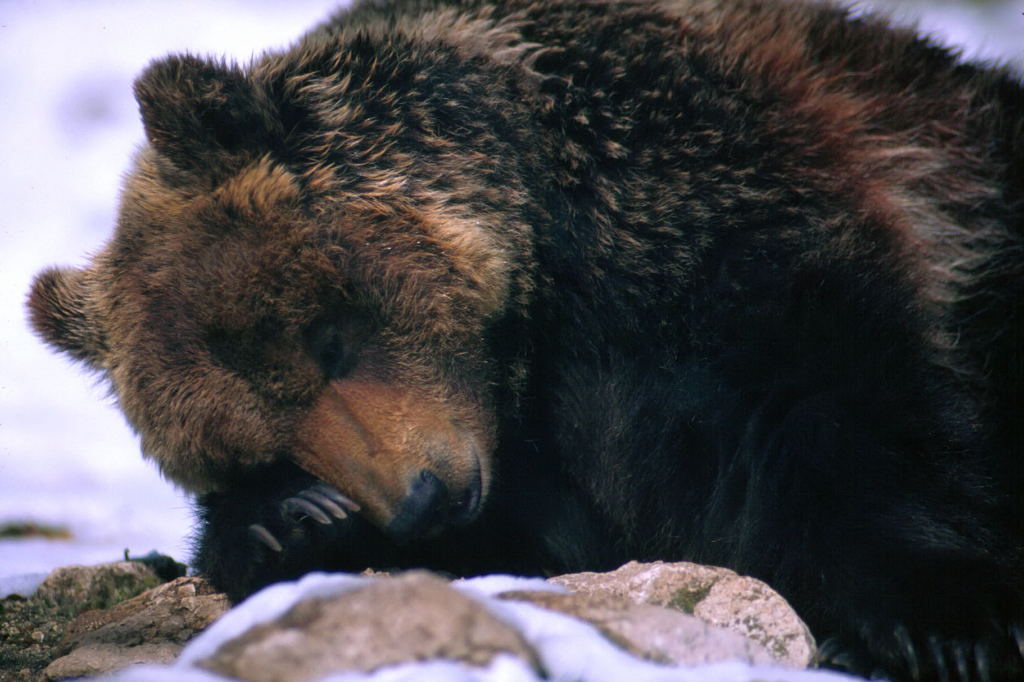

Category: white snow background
[0, 2, 1021, 680]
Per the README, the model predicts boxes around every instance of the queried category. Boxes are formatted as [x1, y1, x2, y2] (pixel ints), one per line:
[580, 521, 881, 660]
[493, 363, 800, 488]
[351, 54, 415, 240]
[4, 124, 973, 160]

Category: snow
[861, 0, 1024, 66]
[101, 572, 861, 682]
[0, 571, 48, 599]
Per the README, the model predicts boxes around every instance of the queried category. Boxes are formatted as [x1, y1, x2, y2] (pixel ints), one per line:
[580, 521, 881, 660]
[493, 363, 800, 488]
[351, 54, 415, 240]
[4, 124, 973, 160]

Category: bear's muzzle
[293, 377, 486, 540]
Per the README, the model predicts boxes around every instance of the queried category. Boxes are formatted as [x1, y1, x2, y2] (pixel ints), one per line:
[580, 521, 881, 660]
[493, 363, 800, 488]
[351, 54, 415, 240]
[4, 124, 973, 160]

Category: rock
[35, 562, 161, 613]
[550, 560, 816, 667]
[45, 643, 181, 680]
[43, 576, 229, 680]
[0, 559, 188, 681]
[499, 589, 774, 666]
[24, 561, 818, 681]
[198, 571, 542, 682]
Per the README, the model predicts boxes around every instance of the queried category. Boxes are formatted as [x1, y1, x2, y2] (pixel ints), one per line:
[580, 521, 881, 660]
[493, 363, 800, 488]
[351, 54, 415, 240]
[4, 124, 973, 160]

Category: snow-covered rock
[80, 566, 860, 682]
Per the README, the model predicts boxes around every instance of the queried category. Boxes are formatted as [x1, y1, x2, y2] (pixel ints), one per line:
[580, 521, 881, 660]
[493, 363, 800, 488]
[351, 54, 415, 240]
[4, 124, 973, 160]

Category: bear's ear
[133, 54, 270, 176]
[27, 267, 107, 369]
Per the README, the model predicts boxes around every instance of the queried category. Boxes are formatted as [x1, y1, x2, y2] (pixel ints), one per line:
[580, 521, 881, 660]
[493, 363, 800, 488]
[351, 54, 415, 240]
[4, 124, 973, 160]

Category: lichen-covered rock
[19, 564, 841, 681]
[551, 561, 815, 667]
[197, 571, 541, 682]
[43, 577, 228, 680]
[35, 562, 160, 613]
[0, 559, 186, 681]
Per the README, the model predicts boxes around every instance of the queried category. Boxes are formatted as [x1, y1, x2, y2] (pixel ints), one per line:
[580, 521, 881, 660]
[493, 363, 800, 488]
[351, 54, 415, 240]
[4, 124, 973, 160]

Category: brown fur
[27, 1, 1024, 679]
[296, 378, 489, 528]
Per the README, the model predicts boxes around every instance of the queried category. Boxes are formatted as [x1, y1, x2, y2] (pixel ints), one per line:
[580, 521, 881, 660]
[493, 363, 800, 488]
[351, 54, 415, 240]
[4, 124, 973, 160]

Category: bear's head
[28, 54, 523, 541]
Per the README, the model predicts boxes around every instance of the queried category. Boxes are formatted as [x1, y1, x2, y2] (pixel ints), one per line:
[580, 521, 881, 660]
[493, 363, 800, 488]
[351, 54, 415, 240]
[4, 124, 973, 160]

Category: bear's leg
[192, 461, 399, 602]
[726, 391, 1024, 682]
[191, 460, 534, 601]
[813, 532, 1024, 682]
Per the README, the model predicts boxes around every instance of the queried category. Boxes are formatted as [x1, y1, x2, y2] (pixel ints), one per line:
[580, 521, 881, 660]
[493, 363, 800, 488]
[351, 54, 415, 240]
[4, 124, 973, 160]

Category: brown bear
[27, 0, 1024, 679]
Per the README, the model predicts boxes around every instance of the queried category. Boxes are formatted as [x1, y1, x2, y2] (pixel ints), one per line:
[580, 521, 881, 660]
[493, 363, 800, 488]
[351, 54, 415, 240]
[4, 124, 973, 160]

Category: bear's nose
[387, 470, 450, 542]
[387, 469, 481, 542]
[449, 471, 481, 526]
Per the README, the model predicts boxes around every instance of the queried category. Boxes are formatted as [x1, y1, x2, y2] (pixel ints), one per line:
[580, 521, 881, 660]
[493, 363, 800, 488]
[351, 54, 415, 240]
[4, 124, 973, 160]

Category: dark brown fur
[28, 1, 1024, 679]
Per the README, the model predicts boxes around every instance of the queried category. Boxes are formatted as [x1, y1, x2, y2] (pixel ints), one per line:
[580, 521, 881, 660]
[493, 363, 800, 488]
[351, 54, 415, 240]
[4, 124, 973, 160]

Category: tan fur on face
[53, 152, 322, 492]
[51, 145, 505, 514]
[294, 374, 489, 528]
[213, 156, 301, 220]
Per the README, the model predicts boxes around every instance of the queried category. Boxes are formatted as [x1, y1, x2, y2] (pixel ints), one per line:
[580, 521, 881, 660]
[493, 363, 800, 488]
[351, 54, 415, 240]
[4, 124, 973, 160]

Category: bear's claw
[894, 626, 920, 681]
[279, 482, 360, 527]
[248, 523, 283, 553]
[281, 496, 333, 525]
[313, 483, 361, 512]
[297, 489, 347, 519]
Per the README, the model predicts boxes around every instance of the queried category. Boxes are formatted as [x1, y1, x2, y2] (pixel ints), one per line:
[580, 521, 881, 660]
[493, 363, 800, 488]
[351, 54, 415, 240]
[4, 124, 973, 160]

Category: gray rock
[197, 571, 542, 682]
[0, 560, 178, 681]
[499, 589, 775, 666]
[46, 642, 182, 680]
[44, 576, 229, 680]
[551, 560, 816, 667]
